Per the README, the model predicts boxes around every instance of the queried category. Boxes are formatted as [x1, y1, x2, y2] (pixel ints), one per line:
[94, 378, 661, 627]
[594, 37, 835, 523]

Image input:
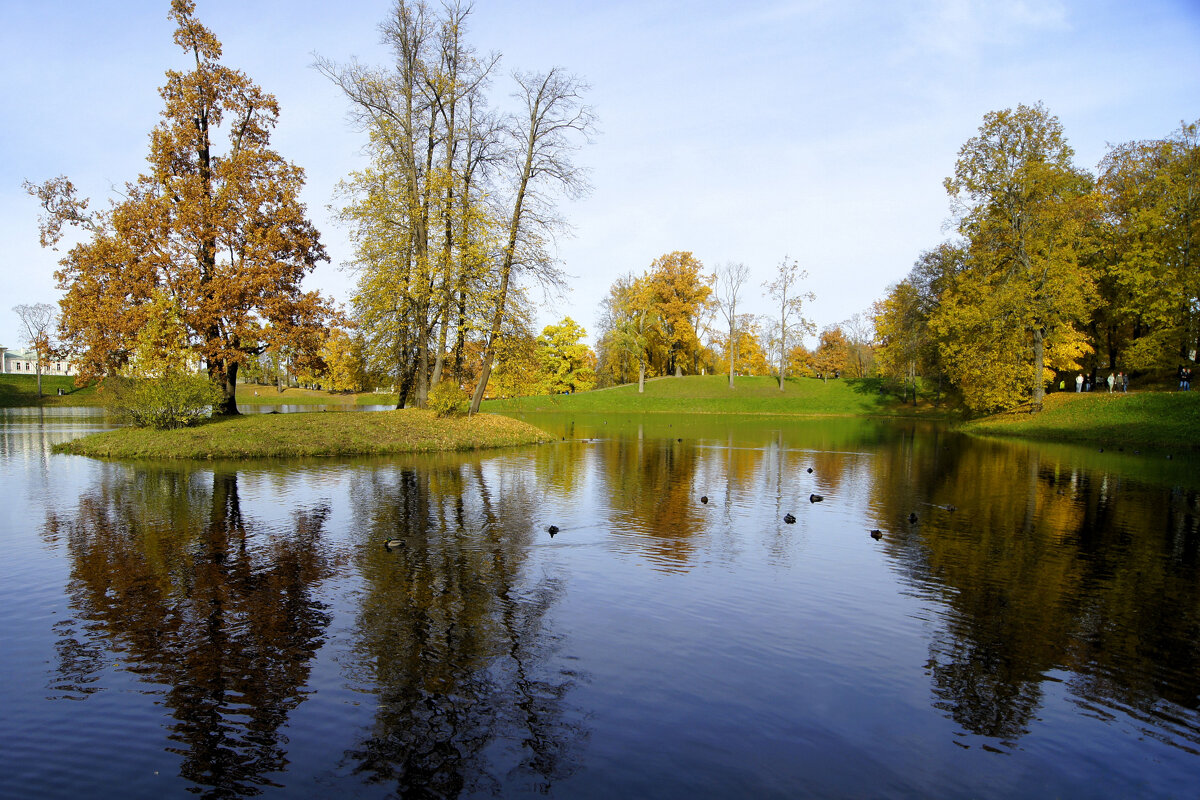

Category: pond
[1, 409, 1197, 798]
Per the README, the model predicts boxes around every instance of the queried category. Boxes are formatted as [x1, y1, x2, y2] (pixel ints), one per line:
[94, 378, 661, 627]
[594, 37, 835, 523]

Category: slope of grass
[0, 373, 100, 407]
[484, 375, 945, 417]
[964, 390, 1200, 449]
[53, 409, 549, 460]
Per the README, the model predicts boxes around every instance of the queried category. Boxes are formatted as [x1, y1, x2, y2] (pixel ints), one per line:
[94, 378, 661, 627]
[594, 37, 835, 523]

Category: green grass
[964, 390, 1200, 449]
[0, 373, 102, 407]
[53, 408, 550, 460]
[235, 384, 399, 406]
[0, 373, 397, 409]
[484, 374, 947, 417]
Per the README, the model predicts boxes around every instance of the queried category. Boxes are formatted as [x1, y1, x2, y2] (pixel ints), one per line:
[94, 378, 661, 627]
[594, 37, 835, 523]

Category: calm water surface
[1, 408, 1198, 798]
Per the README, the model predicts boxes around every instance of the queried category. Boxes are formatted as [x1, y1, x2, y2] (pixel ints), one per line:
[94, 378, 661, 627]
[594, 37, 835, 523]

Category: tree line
[25, 0, 593, 414]
[874, 103, 1199, 413]
[589, 251, 871, 392]
[23, 4, 1195, 416]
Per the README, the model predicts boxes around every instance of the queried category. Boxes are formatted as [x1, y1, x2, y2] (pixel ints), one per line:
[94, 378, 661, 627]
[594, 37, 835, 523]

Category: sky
[2, 0, 1198, 355]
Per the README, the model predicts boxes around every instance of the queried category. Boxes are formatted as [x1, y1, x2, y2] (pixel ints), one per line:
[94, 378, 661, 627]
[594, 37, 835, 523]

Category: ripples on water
[0, 409, 1197, 799]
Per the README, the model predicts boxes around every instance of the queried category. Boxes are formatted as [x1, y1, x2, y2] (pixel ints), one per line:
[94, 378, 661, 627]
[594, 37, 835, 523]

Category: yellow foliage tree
[938, 103, 1097, 412]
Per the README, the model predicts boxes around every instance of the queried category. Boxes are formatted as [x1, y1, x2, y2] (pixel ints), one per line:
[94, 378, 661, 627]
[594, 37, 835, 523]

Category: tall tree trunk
[213, 359, 240, 416]
[1031, 325, 1045, 410]
[778, 342, 785, 391]
[728, 327, 736, 389]
[638, 360, 645, 393]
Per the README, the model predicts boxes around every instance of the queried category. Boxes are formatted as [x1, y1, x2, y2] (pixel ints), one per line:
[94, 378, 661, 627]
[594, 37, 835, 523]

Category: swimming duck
[547, 525, 559, 537]
[870, 530, 883, 540]
[383, 538, 404, 550]
[700, 495, 709, 504]
[809, 494, 823, 503]
[783, 513, 796, 524]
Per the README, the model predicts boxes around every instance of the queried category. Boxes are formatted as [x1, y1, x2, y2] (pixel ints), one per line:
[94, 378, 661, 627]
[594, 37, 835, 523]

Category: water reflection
[44, 467, 335, 797]
[865, 433, 1200, 750]
[18, 412, 1200, 796]
[520, 413, 1200, 753]
[342, 460, 583, 795]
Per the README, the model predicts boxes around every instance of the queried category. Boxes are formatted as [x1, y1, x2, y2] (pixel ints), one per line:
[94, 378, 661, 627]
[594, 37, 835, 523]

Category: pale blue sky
[3, 0, 1198, 354]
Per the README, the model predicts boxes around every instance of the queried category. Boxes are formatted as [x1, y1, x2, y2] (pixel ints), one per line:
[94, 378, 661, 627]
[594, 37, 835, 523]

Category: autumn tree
[319, 2, 593, 414]
[469, 67, 595, 413]
[596, 273, 659, 392]
[763, 256, 815, 390]
[12, 302, 57, 396]
[536, 317, 596, 394]
[715, 261, 750, 388]
[1096, 119, 1200, 368]
[26, 2, 331, 415]
[320, 327, 368, 393]
[715, 313, 770, 377]
[485, 304, 541, 399]
[811, 327, 850, 382]
[939, 103, 1096, 412]
[841, 312, 875, 378]
[319, 1, 502, 408]
[644, 251, 713, 377]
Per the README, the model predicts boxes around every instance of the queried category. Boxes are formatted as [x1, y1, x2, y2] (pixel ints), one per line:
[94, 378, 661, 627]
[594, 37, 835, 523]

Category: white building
[0, 347, 76, 376]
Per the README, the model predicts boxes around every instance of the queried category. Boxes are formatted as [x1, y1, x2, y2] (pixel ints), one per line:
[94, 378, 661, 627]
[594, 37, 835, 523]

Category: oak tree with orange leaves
[26, 1, 331, 414]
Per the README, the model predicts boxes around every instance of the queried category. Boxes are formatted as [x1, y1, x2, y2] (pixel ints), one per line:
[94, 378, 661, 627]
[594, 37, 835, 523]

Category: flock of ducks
[382, 454, 970, 550]
[520, 466, 953, 546]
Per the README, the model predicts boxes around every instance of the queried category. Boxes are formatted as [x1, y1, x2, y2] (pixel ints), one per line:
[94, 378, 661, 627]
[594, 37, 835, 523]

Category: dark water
[2, 409, 1198, 799]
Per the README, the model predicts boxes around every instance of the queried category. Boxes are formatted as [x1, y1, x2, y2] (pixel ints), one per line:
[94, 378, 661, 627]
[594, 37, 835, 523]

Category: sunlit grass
[484, 375, 946, 417]
[0, 373, 100, 407]
[235, 384, 399, 406]
[965, 391, 1200, 449]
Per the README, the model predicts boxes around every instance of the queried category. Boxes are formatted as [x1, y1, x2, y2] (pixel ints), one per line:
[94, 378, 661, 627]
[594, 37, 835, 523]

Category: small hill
[484, 375, 939, 417]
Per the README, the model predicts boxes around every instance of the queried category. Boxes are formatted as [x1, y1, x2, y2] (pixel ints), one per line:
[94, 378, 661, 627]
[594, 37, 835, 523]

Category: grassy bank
[54, 409, 549, 460]
[965, 391, 1200, 449]
[0, 373, 101, 407]
[484, 375, 945, 417]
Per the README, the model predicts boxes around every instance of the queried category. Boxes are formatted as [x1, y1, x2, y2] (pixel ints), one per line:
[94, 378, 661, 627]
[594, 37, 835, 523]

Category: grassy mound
[484, 375, 943, 417]
[964, 391, 1200, 449]
[53, 408, 550, 460]
[0, 374, 100, 407]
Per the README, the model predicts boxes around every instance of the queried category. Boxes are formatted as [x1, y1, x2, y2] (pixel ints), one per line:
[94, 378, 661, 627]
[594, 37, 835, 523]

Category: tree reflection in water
[868, 433, 1200, 749]
[44, 467, 334, 797]
[343, 460, 583, 797]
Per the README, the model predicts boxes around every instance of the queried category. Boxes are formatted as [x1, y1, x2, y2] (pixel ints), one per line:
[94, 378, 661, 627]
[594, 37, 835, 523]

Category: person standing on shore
[1076, 373, 1083, 392]
[1107, 373, 1115, 393]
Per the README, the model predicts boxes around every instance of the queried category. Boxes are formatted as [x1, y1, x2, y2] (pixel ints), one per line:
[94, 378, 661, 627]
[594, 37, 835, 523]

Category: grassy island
[53, 408, 550, 460]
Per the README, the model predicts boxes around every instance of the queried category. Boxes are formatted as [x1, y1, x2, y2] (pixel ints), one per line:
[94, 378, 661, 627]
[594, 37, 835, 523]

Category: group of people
[1180, 365, 1193, 391]
[1073, 372, 1129, 393]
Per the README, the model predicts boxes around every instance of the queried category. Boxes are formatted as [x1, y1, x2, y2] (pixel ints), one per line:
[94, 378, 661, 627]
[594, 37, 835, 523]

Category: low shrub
[104, 373, 222, 429]
[427, 381, 470, 417]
